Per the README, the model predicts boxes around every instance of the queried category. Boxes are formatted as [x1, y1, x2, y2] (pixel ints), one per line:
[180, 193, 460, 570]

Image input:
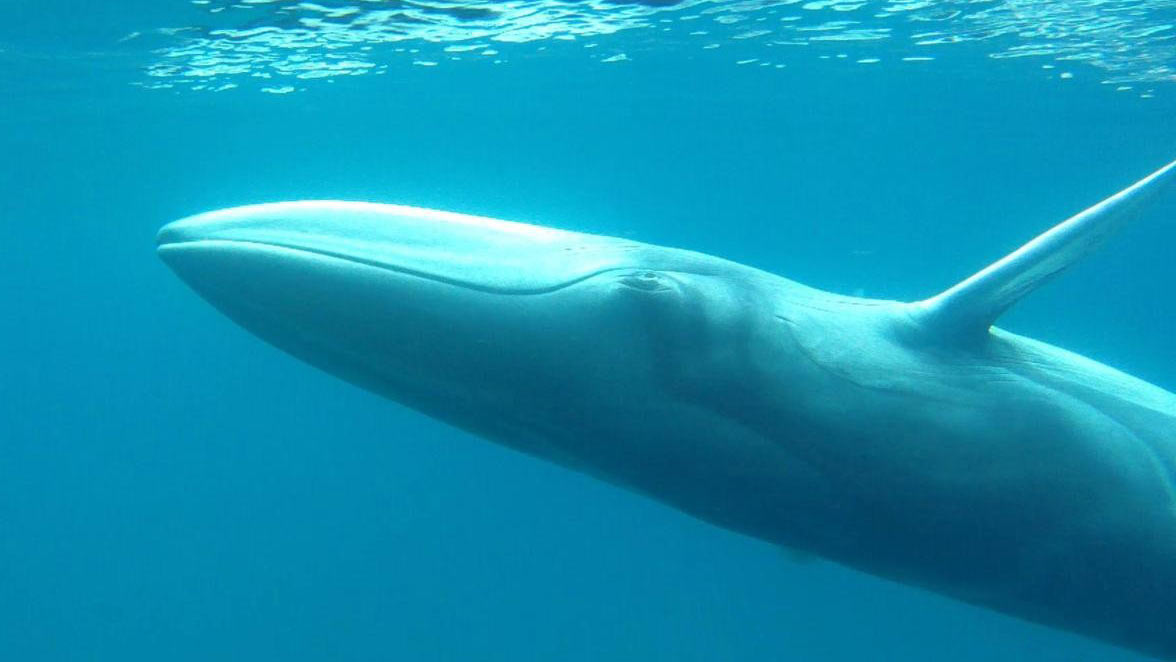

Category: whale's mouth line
[158, 237, 626, 295]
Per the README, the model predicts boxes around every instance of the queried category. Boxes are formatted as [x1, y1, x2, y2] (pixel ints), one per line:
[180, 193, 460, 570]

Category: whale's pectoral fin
[910, 158, 1176, 341]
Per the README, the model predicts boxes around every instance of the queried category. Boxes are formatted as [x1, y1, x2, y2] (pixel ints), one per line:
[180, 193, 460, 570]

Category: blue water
[2, 1, 1175, 660]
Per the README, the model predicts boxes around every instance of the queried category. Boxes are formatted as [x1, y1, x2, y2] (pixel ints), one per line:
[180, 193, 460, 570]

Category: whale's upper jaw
[157, 200, 640, 294]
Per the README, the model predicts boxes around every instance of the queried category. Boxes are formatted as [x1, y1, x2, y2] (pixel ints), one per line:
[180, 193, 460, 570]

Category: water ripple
[130, 0, 1176, 93]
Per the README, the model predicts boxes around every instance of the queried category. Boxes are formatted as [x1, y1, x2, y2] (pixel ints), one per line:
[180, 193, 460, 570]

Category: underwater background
[2, 1, 1175, 660]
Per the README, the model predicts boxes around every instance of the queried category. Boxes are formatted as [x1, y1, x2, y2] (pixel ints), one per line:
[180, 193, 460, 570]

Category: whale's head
[157, 202, 776, 460]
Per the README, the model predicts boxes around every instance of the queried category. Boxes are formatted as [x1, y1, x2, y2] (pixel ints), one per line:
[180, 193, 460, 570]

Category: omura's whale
[159, 160, 1176, 659]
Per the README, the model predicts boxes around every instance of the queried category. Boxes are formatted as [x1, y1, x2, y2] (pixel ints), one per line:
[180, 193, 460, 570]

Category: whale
[158, 159, 1176, 659]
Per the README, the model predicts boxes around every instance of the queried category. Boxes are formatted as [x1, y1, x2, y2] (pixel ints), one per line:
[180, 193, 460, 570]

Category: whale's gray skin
[158, 159, 1176, 659]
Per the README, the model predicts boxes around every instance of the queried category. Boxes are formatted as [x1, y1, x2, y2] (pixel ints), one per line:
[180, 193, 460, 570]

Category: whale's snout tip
[156, 221, 181, 249]
[157, 208, 222, 250]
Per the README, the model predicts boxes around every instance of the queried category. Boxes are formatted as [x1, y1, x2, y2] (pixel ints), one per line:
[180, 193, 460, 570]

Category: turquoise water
[2, 1, 1175, 660]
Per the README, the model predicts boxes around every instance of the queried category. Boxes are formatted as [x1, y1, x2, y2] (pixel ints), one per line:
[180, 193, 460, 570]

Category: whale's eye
[619, 270, 669, 292]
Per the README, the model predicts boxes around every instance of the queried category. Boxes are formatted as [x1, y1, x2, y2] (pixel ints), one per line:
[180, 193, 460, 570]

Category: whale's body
[159, 160, 1176, 659]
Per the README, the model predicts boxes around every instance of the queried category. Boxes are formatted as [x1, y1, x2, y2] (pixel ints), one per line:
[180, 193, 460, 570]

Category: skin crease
[159, 166, 1176, 660]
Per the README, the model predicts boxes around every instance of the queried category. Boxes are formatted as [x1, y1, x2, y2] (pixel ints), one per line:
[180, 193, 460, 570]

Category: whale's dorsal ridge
[910, 157, 1176, 340]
